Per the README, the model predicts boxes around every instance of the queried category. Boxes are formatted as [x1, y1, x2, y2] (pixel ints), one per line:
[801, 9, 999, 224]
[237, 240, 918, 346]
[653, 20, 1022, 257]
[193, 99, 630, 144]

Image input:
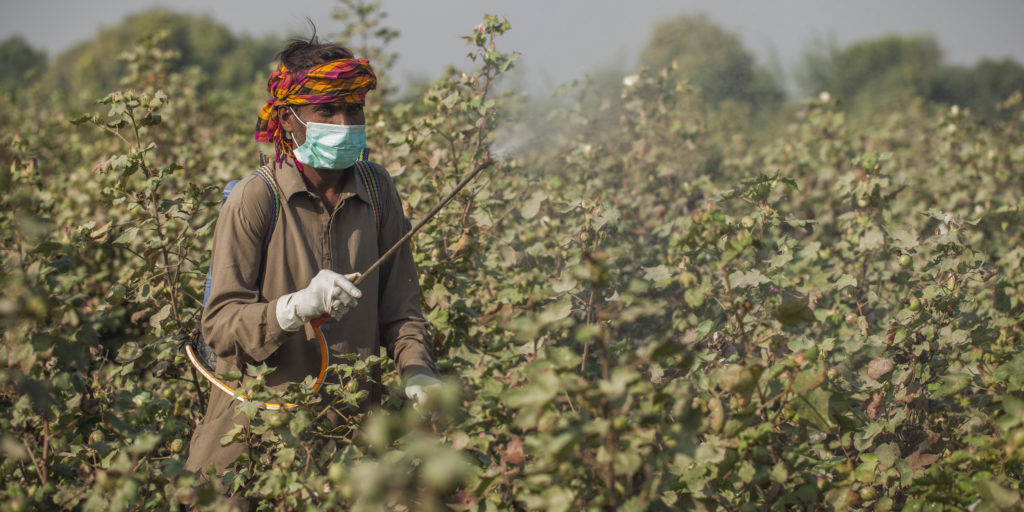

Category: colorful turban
[255, 58, 377, 167]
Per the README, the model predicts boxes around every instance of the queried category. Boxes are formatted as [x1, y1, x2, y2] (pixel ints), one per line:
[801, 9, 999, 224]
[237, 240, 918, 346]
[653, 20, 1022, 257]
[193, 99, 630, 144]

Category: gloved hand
[404, 374, 443, 409]
[275, 269, 361, 332]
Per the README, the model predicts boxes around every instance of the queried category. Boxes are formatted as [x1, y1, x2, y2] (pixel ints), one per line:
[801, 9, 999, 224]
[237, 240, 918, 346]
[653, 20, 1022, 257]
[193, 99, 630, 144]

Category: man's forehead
[302, 100, 362, 108]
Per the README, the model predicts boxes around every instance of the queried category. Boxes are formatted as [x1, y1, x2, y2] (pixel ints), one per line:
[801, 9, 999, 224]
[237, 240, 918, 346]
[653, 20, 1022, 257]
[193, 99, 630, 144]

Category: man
[185, 36, 442, 491]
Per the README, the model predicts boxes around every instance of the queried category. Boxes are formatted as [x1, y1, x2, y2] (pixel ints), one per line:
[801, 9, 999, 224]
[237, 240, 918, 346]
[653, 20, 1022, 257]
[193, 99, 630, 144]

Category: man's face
[279, 101, 365, 146]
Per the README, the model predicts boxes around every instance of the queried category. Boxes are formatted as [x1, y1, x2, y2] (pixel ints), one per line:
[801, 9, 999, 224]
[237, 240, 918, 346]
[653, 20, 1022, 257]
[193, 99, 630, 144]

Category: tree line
[2, 9, 1021, 120]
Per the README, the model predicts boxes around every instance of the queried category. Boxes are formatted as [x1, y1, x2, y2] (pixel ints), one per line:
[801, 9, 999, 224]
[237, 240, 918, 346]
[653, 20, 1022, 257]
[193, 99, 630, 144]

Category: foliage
[332, 0, 401, 100]
[45, 8, 279, 107]
[799, 34, 1024, 121]
[3, 5, 1024, 512]
[639, 13, 784, 114]
[929, 58, 1024, 120]
[799, 34, 941, 104]
[0, 36, 48, 93]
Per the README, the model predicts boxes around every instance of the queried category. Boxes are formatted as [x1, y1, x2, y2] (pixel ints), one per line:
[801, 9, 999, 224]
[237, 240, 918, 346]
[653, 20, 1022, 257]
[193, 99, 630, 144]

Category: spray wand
[311, 154, 496, 328]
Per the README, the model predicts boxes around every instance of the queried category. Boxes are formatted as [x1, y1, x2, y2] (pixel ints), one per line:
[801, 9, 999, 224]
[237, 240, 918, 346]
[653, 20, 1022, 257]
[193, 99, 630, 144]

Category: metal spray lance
[310, 154, 496, 328]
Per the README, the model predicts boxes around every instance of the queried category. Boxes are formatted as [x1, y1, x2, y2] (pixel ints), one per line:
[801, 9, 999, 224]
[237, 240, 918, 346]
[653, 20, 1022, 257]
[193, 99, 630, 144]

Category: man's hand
[404, 374, 443, 409]
[276, 270, 362, 332]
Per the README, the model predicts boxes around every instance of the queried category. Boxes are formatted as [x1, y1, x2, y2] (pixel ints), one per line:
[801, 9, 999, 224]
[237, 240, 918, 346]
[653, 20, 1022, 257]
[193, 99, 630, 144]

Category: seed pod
[708, 396, 725, 434]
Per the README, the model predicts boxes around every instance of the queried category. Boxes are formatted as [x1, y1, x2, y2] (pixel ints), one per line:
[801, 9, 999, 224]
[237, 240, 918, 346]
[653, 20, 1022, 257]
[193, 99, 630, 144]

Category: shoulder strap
[193, 163, 281, 370]
[250, 164, 281, 252]
[353, 160, 384, 235]
[201, 164, 279, 309]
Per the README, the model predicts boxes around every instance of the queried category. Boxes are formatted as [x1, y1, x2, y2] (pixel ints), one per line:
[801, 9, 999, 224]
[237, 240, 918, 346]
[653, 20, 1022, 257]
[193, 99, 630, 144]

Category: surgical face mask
[289, 107, 366, 170]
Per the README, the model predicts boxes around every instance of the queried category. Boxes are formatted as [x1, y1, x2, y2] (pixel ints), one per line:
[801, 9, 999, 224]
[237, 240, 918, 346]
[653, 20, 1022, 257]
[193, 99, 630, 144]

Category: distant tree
[799, 34, 1023, 120]
[332, 0, 400, 100]
[639, 13, 784, 111]
[929, 58, 1024, 119]
[795, 35, 840, 98]
[799, 34, 942, 103]
[0, 36, 47, 92]
[47, 9, 278, 105]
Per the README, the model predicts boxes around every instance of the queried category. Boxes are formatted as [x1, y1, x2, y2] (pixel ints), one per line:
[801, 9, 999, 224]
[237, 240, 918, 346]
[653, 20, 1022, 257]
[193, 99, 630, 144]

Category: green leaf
[113, 226, 139, 245]
[617, 496, 644, 512]
[940, 328, 970, 346]
[128, 432, 161, 454]
[737, 461, 756, 483]
[888, 227, 919, 250]
[642, 265, 672, 283]
[867, 357, 894, 380]
[976, 480, 1022, 508]
[695, 319, 713, 341]
[775, 293, 816, 326]
[770, 462, 789, 484]
[116, 342, 143, 363]
[858, 227, 884, 251]
[593, 206, 621, 230]
[854, 454, 879, 482]
[502, 382, 556, 408]
[218, 370, 242, 381]
[392, 143, 411, 158]
[932, 373, 971, 398]
[520, 191, 546, 220]
[994, 353, 1024, 390]
[792, 366, 824, 393]
[288, 410, 312, 436]
[833, 274, 857, 290]
[997, 395, 1024, 430]
[599, 367, 638, 400]
[69, 113, 93, 125]
[796, 387, 833, 431]
[546, 345, 580, 370]
[729, 269, 769, 289]
[539, 299, 573, 324]
[685, 286, 706, 308]
[149, 304, 171, 331]
[220, 425, 244, 447]
[874, 443, 898, 468]
[551, 272, 577, 293]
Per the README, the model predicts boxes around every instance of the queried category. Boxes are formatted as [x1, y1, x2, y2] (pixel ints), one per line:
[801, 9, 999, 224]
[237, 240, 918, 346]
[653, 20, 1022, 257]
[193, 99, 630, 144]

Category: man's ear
[278, 106, 296, 133]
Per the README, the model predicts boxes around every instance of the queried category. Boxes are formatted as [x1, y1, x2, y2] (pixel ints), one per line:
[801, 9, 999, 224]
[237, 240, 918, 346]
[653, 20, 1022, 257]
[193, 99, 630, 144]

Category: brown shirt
[185, 160, 434, 472]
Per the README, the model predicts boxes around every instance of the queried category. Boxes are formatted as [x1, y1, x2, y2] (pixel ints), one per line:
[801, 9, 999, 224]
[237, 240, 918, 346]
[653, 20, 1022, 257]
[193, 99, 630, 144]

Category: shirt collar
[274, 160, 373, 205]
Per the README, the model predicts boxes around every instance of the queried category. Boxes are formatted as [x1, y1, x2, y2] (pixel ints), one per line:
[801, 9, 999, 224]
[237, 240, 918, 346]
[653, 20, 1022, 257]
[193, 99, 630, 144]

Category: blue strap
[202, 169, 278, 307]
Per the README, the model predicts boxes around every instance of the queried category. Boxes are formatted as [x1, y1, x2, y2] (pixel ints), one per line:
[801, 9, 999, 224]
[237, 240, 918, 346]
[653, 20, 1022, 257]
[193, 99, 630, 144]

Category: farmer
[184, 35, 441, 493]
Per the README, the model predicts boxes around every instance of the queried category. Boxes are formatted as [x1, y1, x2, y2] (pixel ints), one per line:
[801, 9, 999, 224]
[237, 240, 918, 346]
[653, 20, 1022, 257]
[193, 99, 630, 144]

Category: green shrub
[2, 10, 1024, 511]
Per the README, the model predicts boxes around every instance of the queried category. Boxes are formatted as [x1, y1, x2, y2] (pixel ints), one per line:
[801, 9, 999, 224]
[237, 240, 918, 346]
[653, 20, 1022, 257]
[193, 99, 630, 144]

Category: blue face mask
[290, 107, 367, 170]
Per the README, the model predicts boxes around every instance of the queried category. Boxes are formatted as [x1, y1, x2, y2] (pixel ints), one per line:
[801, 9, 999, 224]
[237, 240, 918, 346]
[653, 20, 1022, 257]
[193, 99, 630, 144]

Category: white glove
[404, 374, 443, 409]
[275, 270, 361, 332]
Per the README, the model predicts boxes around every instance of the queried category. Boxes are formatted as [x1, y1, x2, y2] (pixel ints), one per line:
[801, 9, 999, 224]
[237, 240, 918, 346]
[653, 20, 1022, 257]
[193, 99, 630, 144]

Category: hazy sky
[3, 0, 1023, 93]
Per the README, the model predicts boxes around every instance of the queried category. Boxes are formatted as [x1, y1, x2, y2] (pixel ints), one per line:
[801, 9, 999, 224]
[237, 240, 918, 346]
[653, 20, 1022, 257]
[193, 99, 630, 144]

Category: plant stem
[190, 363, 206, 413]
[21, 427, 48, 485]
[580, 285, 597, 374]
[721, 269, 753, 357]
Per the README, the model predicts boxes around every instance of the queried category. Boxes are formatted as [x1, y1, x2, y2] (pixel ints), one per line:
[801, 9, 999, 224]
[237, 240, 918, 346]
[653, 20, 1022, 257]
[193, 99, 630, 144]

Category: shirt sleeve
[201, 176, 292, 365]
[374, 165, 437, 378]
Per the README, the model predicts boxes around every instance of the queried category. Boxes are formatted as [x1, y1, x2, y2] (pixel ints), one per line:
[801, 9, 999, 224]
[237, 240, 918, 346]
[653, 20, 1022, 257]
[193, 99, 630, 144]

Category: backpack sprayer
[184, 155, 495, 409]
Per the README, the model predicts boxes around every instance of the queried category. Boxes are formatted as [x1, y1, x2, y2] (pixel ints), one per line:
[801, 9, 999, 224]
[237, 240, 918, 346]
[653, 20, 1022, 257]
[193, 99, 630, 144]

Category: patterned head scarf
[255, 58, 377, 167]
